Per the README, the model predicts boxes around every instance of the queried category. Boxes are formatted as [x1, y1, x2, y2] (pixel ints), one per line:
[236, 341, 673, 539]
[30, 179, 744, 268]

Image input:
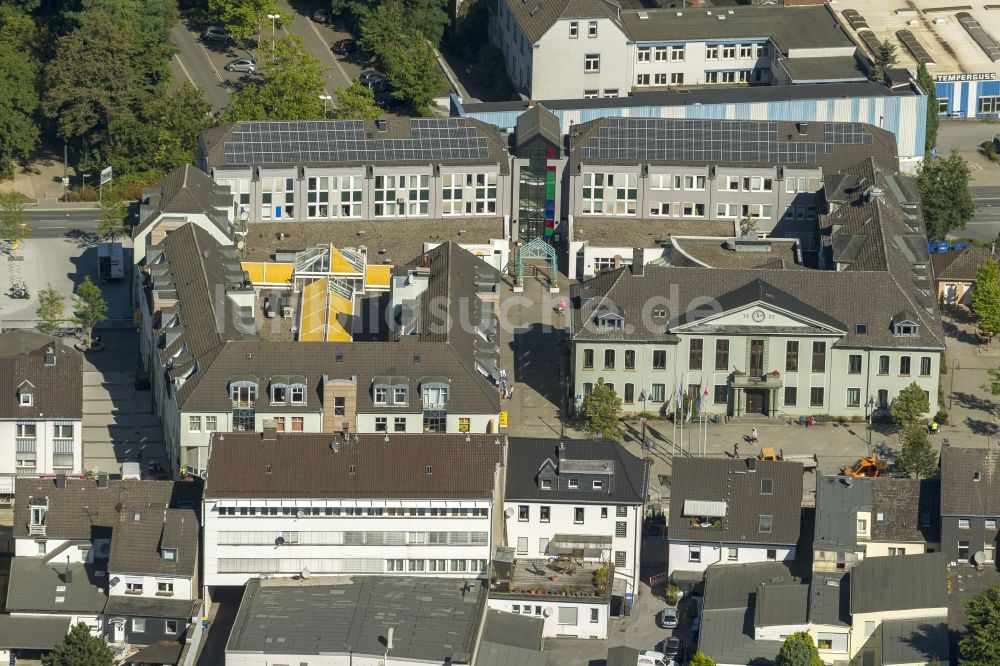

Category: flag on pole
[686, 384, 695, 423]
[701, 386, 710, 413]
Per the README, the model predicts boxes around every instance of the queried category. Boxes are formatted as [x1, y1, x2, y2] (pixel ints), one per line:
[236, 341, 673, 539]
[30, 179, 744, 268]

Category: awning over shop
[549, 534, 613, 551]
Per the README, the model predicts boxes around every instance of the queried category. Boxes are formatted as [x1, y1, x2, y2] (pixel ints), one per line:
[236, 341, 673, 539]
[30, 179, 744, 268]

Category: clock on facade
[752, 310, 765, 322]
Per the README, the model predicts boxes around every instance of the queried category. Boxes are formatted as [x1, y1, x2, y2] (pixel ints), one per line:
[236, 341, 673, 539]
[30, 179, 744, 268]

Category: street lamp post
[865, 396, 876, 455]
[267, 13, 280, 57]
[319, 94, 333, 117]
[82, 173, 92, 193]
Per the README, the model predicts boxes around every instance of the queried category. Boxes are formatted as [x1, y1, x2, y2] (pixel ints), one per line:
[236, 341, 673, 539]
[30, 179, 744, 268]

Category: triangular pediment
[670, 280, 846, 334]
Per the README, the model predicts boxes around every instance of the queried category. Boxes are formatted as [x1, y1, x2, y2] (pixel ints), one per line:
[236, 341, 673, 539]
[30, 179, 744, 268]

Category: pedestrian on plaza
[750, 427, 758, 445]
[733, 443, 739, 458]
[557, 298, 566, 315]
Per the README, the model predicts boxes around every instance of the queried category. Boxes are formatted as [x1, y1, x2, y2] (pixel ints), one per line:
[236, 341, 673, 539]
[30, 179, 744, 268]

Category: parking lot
[169, 0, 370, 113]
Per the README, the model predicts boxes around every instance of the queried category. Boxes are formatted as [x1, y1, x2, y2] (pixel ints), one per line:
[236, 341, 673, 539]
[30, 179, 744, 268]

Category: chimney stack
[97, 474, 109, 489]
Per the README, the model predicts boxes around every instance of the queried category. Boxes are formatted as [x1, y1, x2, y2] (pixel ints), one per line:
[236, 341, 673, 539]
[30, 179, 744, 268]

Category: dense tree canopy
[224, 34, 326, 121]
[919, 149, 976, 239]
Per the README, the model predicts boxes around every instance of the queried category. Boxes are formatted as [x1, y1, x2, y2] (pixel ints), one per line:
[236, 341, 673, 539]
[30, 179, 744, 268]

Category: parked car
[359, 70, 388, 91]
[928, 240, 950, 254]
[312, 8, 333, 23]
[659, 607, 679, 629]
[225, 58, 256, 73]
[332, 38, 358, 55]
[658, 637, 681, 660]
[203, 25, 235, 44]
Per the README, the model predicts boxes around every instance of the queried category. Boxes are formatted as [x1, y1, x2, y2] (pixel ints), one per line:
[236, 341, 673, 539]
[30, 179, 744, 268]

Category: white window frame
[584, 54, 600, 72]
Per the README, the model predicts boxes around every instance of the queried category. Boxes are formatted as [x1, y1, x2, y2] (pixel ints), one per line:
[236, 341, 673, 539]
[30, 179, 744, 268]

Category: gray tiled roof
[571, 263, 945, 351]
[0, 616, 70, 650]
[108, 507, 198, 578]
[476, 642, 549, 666]
[668, 458, 802, 546]
[227, 577, 485, 662]
[933, 247, 992, 282]
[754, 583, 808, 627]
[778, 55, 868, 83]
[6, 559, 107, 613]
[505, 437, 646, 504]
[0, 330, 82, 420]
[123, 640, 183, 665]
[13, 477, 201, 541]
[204, 432, 504, 499]
[849, 553, 947, 614]
[135, 165, 233, 239]
[881, 618, 950, 665]
[941, 447, 1000, 516]
[814, 474, 872, 551]
[502, 0, 619, 45]
[871, 477, 940, 543]
[150, 225, 501, 416]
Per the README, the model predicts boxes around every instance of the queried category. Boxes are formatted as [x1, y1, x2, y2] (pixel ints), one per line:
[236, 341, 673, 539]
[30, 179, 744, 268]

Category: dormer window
[595, 314, 624, 331]
[541, 479, 552, 490]
[162, 548, 177, 562]
[393, 386, 408, 405]
[568, 479, 579, 489]
[374, 386, 389, 405]
[230, 380, 258, 406]
[593, 480, 604, 490]
[19, 392, 32, 407]
[422, 382, 449, 408]
[891, 316, 919, 337]
[271, 384, 287, 404]
[290, 384, 305, 404]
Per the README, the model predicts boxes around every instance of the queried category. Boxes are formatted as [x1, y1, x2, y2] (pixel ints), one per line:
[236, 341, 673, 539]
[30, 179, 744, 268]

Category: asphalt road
[24, 208, 100, 238]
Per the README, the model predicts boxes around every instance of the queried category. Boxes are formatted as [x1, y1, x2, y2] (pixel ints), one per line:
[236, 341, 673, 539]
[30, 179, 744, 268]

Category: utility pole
[63, 143, 68, 203]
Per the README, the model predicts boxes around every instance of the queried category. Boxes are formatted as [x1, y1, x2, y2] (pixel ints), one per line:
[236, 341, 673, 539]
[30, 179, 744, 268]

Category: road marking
[198, 42, 225, 82]
[300, 18, 351, 89]
[174, 53, 196, 86]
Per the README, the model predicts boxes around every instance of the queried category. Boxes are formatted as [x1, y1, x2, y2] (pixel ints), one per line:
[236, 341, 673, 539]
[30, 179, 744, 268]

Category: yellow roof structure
[329, 246, 363, 275]
[241, 261, 294, 287]
[365, 265, 393, 291]
[298, 276, 354, 343]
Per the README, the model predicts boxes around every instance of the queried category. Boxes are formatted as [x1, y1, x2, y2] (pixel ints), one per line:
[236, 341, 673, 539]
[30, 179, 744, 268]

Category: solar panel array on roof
[896, 30, 933, 65]
[857, 28, 884, 57]
[222, 119, 489, 165]
[841, 9, 869, 31]
[957, 12, 1000, 62]
[578, 118, 871, 164]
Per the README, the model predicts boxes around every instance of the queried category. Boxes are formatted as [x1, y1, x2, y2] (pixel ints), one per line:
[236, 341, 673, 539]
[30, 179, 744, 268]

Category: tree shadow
[898, 620, 951, 664]
[953, 391, 996, 414]
[64, 229, 99, 249]
[962, 415, 999, 436]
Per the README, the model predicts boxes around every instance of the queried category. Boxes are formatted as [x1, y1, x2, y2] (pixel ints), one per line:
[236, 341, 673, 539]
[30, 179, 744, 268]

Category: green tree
[71, 276, 108, 348]
[960, 585, 1000, 665]
[892, 426, 938, 478]
[869, 39, 898, 83]
[35, 283, 65, 335]
[223, 34, 326, 121]
[580, 378, 622, 440]
[0, 6, 40, 179]
[0, 191, 30, 246]
[358, 0, 407, 65]
[774, 632, 823, 666]
[385, 38, 445, 115]
[972, 259, 1000, 340]
[332, 80, 382, 119]
[689, 653, 717, 666]
[209, 0, 291, 48]
[890, 381, 931, 427]
[916, 60, 939, 155]
[404, 0, 448, 47]
[41, 13, 146, 154]
[919, 149, 975, 239]
[97, 193, 128, 241]
[41, 621, 115, 666]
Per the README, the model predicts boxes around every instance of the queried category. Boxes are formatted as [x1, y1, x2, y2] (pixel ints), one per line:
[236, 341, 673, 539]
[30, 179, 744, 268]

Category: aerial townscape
[3, 0, 1000, 665]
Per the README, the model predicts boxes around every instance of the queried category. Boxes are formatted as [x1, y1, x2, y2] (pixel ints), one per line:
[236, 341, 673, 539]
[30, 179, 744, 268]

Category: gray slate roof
[941, 447, 1000, 516]
[150, 225, 501, 416]
[0, 330, 82, 420]
[227, 577, 485, 662]
[135, 164, 233, 238]
[668, 458, 802, 546]
[754, 583, 808, 627]
[0, 615, 70, 650]
[505, 438, 646, 504]
[205, 432, 504, 499]
[849, 553, 947, 614]
[105, 595, 200, 619]
[476, 642, 549, 666]
[871, 477, 940, 543]
[778, 55, 868, 83]
[808, 572, 850, 627]
[124, 640, 183, 665]
[881, 618, 950, 665]
[814, 474, 872, 551]
[6, 559, 107, 613]
[504, 0, 619, 45]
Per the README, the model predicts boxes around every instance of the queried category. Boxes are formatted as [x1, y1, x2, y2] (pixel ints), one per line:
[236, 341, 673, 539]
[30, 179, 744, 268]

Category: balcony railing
[28, 523, 46, 536]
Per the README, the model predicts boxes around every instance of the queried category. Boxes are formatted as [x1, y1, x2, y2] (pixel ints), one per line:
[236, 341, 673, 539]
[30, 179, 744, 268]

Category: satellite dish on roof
[973, 550, 987, 565]
[330, 440, 340, 453]
[275, 536, 285, 547]
[296, 510, 304, 519]
[542, 608, 553, 618]
[300, 568, 311, 579]
[504, 508, 514, 519]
